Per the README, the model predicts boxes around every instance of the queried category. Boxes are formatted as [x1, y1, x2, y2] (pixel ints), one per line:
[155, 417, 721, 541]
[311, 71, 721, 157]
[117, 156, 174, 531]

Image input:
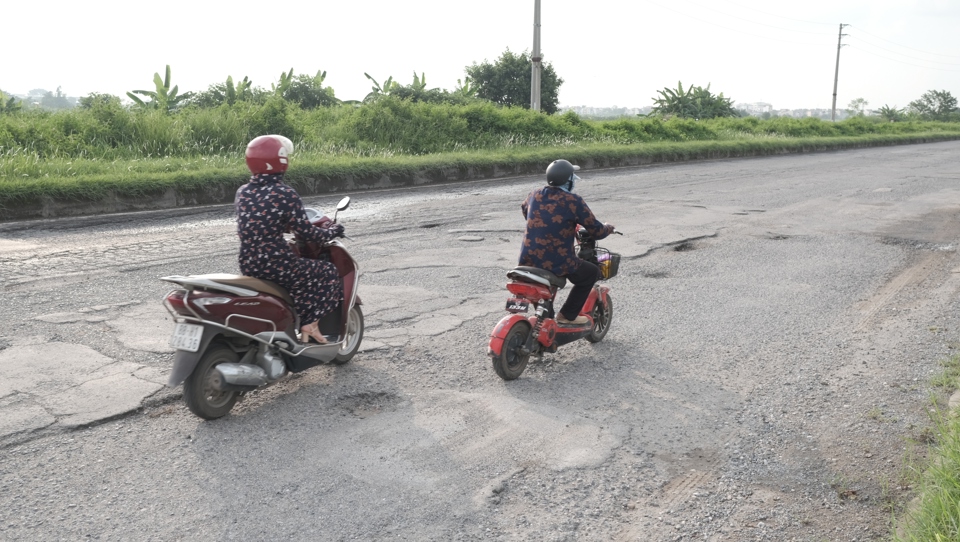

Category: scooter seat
[507, 266, 566, 288]
[192, 274, 294, 306]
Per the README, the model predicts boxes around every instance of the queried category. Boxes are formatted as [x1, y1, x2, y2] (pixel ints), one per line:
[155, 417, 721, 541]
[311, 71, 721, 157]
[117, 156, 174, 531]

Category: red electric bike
[161, 196, 363, 419]
[488, 227, 621, 380]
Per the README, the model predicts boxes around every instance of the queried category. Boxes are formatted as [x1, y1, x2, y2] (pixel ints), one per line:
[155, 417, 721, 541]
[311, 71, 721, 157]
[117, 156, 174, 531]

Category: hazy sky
[6, 0, 959, 111]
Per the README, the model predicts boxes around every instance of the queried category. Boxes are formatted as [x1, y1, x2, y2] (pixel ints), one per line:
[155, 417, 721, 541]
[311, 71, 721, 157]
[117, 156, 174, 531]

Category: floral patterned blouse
[519, 186, 614, 276]
[235, 173, 342, 324]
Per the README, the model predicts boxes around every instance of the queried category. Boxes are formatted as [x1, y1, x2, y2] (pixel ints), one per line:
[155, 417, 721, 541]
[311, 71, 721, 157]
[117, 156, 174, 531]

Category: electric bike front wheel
[492, 321, 532, 381]
[586, 295, 613, 343]
[183, 344, 240, 420]
[333, 305, 364, 365]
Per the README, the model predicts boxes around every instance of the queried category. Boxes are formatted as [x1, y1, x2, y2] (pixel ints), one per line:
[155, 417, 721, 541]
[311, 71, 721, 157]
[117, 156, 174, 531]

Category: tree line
[2, 48, 958, 124]
[0, 49, 564, 115]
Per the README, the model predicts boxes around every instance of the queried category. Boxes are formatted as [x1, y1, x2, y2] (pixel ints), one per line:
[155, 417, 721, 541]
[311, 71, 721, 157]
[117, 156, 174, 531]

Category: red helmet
[245, 134, 294, 175]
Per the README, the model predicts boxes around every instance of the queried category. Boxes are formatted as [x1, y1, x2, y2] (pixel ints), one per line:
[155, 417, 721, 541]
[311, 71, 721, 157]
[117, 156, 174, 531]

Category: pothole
[768, 234, 790, 240]
[881, 237, 956, 252]
[419, 223, 442, 229]
[673, 242, 695, 252]
[642, 271, 669, 279]
[337, 391, 401, 418]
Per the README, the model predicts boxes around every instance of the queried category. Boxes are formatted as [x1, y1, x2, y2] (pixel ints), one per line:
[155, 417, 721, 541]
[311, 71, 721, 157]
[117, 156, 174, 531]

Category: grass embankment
[2, 97, 960, 219]
[894, 354, 960, 541]
[3, 134, 959, 211]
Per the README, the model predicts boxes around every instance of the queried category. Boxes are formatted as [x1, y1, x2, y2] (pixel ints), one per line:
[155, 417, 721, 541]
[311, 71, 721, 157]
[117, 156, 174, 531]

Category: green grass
[894, 353, 960, 541]
[894, 409, 960, 540]
[4, 133, 959, 214]
[4, 97, 960, 162]
[931, 354, 960, 390]
[2, 99, 960, 218]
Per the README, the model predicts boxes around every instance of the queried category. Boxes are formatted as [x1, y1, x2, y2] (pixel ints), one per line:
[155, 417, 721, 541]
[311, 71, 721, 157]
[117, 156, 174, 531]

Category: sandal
[300, 322, 328, 344]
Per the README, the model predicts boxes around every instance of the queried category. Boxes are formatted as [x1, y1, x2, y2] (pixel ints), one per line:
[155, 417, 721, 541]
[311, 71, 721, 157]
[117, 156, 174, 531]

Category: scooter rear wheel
[492, 321, 532, 381]
[586, 295, 613, 343]
[183, 345, 240, 420]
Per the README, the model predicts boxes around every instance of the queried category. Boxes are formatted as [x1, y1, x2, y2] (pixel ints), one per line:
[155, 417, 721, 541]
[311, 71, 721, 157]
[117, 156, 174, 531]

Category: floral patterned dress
[235, 173, 343, 324]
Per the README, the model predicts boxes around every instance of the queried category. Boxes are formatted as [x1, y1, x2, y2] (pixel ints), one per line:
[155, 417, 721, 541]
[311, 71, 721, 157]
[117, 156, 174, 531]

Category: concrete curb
[3, 134, 959, 222]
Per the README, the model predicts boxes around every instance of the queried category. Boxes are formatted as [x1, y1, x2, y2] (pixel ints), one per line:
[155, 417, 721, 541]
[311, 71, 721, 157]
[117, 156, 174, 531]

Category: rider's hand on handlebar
[605, 223, 623, 236]
[330, 223, 345, 238]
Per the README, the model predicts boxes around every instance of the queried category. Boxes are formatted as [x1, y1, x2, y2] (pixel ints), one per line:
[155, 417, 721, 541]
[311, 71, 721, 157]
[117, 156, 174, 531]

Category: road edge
[3, 134, 959, 222]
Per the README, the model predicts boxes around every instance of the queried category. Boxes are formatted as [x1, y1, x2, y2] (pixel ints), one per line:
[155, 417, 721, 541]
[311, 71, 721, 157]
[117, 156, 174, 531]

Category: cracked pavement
[1, 142, 960, 540]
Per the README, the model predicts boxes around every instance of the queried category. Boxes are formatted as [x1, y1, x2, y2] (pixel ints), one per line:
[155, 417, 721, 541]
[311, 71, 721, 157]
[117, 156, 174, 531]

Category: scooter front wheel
[492, 321, 532, 381]
[183, 345, 240, 420]
[586, 295, 613, 343]
[333, 305, 364, 365]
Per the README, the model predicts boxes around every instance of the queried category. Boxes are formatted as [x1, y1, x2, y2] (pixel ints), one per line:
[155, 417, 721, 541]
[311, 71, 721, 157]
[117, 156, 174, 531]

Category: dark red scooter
[161, 196, 363, 419]
[488, 227, 621, 380]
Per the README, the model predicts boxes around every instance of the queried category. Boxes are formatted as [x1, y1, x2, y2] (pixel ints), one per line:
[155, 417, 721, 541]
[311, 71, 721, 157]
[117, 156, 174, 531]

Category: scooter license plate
[505, 298, 529, 313]
[170, 323, 203, 352]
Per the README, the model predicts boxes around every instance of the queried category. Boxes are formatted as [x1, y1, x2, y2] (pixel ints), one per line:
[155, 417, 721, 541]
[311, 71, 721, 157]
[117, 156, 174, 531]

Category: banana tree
[651, 81, 736, 119]
[281, 70, 340, 108]
[410, 72, 428, 92]
[877, 104, 905, 122]
[225, 75, 253, 105]
[126, 65, 192, 112]
[363, 73, 397, 102]
[651, 81, 696, 118]
[272, 68, 295, 96]
[0, 90, 22, 114]
[453, 76, 477, 98]
[690, 84, 736, 118]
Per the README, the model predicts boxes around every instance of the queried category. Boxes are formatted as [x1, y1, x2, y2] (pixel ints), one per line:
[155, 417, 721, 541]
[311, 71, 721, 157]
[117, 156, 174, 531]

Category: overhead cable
[686, 0, 834, 35]
[644, 0, 833, 47]
[848, 32, 960, 66]
[849, 24, 960, 59]
[714, 0, 837, 26]
[848, 45, 960, 72]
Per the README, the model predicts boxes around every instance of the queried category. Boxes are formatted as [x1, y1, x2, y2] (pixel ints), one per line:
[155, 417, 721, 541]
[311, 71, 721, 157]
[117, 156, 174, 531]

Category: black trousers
[559, 261, 600, 320]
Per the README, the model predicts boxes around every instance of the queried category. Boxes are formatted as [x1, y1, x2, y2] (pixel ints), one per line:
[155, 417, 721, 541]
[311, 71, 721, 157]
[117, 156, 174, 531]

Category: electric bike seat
[507, 266, 567, 289]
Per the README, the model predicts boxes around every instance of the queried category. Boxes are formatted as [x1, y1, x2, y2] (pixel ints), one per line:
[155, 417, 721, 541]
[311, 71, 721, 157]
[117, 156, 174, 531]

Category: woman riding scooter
[235, 134, 344, 344]
[519, 159, 615, 324]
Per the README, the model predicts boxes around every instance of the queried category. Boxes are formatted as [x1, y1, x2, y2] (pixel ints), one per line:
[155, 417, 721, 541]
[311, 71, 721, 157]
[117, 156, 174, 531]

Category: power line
[684, 0, 834, 35]
[713, 0, 837, 26]
[643, 0, 833, 47]
[848, 45, 960, 72]
[849, 24, 960, 59]
[847, 32, 960, 66]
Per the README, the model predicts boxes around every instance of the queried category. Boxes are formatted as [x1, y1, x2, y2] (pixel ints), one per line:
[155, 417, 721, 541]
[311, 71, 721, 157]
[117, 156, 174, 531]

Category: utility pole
[530, 0, 542, 112]
[830, 23, 848, 122]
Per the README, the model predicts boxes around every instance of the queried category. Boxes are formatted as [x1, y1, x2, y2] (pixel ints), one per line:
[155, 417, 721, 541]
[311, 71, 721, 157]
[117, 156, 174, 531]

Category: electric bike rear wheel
[333, 305, 364, 365]
[492, 321, 532, 381]
[183, 344, 240, 420]
[586, 295, 613, 343]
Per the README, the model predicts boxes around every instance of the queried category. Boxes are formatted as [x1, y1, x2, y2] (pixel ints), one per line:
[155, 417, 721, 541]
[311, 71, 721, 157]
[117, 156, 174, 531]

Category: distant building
[736, 102, 773, 115]
[559, 105, 650, 118]
[735, 105, 852, 120]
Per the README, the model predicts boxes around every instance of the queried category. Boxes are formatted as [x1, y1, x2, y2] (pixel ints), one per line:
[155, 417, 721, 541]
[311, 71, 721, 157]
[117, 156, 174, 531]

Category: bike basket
[596, 248, 621, 280]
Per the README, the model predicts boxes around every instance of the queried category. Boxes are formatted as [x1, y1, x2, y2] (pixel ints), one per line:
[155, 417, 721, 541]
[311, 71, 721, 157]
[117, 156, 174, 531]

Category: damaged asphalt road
[1, 141, 959, 540]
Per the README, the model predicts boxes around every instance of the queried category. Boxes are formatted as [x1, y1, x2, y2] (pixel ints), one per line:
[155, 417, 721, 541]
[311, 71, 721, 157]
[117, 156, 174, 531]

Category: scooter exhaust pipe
[212, 363, 268, 391]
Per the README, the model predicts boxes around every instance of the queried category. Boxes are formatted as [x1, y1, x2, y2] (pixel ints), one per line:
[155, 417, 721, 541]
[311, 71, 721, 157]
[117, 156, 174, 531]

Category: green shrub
[1, 98, 959, 164]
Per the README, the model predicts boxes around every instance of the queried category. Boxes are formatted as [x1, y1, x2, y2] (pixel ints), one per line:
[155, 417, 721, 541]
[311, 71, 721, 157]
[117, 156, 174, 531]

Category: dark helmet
[545, 159, 580, 186]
